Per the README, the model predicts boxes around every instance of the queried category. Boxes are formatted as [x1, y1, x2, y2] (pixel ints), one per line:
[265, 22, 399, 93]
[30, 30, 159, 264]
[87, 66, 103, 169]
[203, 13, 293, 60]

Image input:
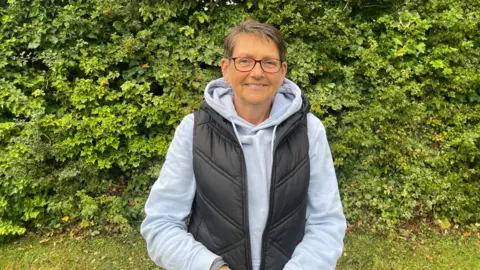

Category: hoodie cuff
[210, 257, 228, 270]
[187, 247, 221, 270]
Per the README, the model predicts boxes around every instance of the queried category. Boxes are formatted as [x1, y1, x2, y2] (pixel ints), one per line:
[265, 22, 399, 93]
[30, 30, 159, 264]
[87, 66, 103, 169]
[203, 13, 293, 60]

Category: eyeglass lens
[234, 58, 281, 73]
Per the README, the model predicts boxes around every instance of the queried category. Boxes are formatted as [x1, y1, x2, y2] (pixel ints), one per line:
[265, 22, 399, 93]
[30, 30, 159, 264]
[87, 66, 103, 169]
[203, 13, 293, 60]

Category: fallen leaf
[141, 63, 149, 69]
[356, 219, 363, 226]
[399, 229, 411, 237]
[128, 200, 136, 207]
[463, 232, 472, 237]
[426, 255, 433, 263]
[437, 218, 451, 230]
[39, 238, 50, 243]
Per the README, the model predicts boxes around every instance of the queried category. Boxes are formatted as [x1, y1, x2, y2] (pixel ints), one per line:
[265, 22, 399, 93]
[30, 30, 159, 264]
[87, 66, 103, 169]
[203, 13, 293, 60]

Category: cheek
[231, 74, 246, 85]
[270, 76, 284, 91]
[223, 66, 235, 84]
[223, 72, 231, 84]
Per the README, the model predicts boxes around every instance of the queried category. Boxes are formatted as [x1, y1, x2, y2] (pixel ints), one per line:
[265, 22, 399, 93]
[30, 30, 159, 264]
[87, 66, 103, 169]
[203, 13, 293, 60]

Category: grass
[339, 232, 480, 269]
[0, 232, 159, 270]
[0, 230, 479, 269]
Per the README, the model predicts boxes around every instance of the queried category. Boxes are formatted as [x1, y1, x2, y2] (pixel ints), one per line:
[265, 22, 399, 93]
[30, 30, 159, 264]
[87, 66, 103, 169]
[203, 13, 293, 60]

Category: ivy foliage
[0, 0, 479, 237]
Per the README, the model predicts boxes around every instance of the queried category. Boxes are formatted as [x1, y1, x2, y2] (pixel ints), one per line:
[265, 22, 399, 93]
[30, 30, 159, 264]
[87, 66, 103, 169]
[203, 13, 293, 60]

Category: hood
[204, 78, 304, 132]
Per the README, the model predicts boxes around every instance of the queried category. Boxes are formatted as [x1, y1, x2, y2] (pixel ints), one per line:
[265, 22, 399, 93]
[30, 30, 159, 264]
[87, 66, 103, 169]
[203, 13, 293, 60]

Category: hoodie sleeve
[283, 114, 347, 270]
[140, 114, 222, 270]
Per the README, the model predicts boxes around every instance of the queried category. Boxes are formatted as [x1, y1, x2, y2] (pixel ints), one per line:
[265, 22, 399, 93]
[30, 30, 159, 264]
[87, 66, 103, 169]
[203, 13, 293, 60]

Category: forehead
[232, 33, 280, 59]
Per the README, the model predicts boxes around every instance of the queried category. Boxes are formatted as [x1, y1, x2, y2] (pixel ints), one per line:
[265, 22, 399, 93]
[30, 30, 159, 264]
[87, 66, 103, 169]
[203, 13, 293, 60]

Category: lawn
[1, 230, 479, 269]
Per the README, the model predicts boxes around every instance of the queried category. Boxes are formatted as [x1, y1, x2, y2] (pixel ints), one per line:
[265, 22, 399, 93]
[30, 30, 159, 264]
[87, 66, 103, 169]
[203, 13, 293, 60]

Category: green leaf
[415, 42, 426, 54]
[392, 37, 403, 46]
[431, 60, 445, 69]
[356, 37, 364, 45]
[28, 39, 41, 49]
[113, 21, 123, 31]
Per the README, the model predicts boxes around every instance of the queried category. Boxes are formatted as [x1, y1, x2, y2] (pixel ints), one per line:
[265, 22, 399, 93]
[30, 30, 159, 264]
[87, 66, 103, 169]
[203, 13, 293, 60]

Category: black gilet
[188, 98, 310, 270]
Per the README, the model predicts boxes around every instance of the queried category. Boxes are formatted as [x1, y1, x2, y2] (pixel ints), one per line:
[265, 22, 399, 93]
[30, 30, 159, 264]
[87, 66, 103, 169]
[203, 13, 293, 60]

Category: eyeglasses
[228, 57, 283, 73]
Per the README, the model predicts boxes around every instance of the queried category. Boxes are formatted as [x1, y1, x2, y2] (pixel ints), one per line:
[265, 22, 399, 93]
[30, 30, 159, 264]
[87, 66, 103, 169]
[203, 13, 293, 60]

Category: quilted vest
[188, 97, 310, 270]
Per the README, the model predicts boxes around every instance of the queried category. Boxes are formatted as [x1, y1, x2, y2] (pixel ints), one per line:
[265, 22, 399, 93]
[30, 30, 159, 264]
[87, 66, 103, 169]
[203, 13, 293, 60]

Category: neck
[233, 97, 273, 126]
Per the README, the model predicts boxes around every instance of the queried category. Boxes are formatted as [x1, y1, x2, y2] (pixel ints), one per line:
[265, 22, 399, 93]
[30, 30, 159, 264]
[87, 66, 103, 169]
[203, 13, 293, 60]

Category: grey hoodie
[141, 78, 346, 270]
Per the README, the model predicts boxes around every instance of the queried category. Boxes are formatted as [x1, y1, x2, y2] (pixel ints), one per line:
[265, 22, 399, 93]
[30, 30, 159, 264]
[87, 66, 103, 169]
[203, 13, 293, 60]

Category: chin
[244, 96, 273, 106]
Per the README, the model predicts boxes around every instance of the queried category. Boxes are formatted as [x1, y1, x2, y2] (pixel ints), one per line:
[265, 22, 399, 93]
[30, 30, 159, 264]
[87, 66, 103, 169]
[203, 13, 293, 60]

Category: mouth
[244, 83, 268, 87]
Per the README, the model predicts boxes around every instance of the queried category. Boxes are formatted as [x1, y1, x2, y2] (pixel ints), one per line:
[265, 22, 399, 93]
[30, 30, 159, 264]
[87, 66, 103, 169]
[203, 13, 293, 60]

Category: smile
[245, 84, 268, 87]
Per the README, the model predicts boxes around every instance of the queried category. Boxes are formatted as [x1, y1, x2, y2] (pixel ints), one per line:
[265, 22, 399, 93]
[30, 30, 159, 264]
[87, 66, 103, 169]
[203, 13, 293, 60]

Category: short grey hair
[223, 19, 286, 62]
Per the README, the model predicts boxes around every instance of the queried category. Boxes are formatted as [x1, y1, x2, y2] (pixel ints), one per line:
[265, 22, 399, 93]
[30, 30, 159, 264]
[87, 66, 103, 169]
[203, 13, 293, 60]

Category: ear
[280, 61, 288, 77]
[220, 58, 231, 83]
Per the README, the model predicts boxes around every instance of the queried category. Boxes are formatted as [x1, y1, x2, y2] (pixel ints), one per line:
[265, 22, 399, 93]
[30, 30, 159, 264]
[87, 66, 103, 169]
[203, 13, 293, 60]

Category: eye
[263, 59, 278, 67]
[238, 58, 252, 64]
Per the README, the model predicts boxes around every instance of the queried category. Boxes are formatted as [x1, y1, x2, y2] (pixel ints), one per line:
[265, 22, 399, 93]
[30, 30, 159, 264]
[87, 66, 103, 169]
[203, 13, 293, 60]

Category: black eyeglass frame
[227, 57, 284, 73]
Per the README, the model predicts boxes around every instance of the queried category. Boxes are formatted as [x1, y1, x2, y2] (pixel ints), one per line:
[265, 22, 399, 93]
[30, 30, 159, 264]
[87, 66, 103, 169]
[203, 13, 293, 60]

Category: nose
[249, 61, 265, 78]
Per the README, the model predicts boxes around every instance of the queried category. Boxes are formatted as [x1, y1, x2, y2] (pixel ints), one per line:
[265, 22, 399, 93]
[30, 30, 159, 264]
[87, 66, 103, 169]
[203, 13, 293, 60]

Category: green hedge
[1, 0, 479, 237]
